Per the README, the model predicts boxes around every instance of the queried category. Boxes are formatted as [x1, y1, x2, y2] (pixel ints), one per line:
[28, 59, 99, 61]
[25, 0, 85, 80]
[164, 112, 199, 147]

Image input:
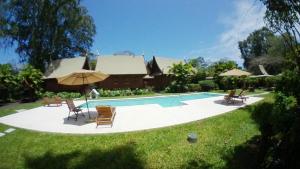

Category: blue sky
[0, 0, 265, 66]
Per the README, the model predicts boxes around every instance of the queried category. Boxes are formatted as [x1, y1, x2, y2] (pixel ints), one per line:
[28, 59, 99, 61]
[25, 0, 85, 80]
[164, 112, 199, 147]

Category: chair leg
[81, 110, 85, 117]
[68, 111, 71, 120]
[74, 112, 79, 121]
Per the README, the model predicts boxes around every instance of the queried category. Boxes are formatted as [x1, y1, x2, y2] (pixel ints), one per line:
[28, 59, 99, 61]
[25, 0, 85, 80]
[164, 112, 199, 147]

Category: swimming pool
[79, 92, 221, 108]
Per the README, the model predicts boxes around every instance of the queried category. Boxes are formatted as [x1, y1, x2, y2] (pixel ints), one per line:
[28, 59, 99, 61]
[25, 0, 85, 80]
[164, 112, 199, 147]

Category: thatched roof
[152, 56, 184, 74]
[95, 55, 147, 75]
[44, 57, 88, 79]
[219, 69, 251, 76]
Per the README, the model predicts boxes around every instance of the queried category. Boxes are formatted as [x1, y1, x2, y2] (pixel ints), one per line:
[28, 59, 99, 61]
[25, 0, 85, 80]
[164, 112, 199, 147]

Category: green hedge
[98, 88, 153, 97]
[42, 91, 82, 99]
[198, 80, 217, 91]
[42, 88, 153, 99]
[187, 84, 201, 92]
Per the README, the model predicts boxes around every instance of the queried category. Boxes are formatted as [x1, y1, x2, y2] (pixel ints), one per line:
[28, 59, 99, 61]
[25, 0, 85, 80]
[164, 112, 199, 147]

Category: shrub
[164, 87, 171, 93]
[272, 93, 297, 133]
[275, 71, 300, 101]
[215, 76, 241, 91]
[165, 81, 189, 93]
[0, 64, 18, 102]
[190, 69, 206, 83]
[42, 91, 56, 98]
[244, 77, 259, 90]
[56, 92, 81, 99]
[168, 62, 194, 92]
[97, 88, 153, 97]
[252, 101, 274, 137]
[264, 76, 279, 90]
[18, 65, 43, 102]
[188, 84, 201, 92]
[198, 80, 216, 91]
[252, 92, 298, 169]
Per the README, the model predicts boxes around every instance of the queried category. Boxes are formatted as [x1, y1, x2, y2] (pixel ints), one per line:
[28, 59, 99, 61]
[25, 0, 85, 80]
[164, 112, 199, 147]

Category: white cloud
[189, 0, 266, 66]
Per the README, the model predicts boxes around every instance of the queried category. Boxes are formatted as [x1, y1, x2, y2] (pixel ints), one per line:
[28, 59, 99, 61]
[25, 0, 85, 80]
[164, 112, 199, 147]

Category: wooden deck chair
[66, 99, 85, 121]
[42, 96, 62, 106]
[224, 90, 236, 104]
[96, 106, 116, 127]
[233, 90, 248, 102]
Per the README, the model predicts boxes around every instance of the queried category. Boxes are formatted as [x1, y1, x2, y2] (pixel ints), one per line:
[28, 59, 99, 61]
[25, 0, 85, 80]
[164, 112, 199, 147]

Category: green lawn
[0, 101, 43, 117]
[211, 88, 268, 95]
[0, 94, 273, 169]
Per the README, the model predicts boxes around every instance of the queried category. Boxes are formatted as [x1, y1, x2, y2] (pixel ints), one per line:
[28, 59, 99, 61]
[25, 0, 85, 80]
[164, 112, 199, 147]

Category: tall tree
[168, 62, 194, 92]
[238, 27, 274, 68]
[0, 0, 96, 72]
[246, 34, 287, 74]
[261, 0, 300, 69]
[247, 1, 300, 169]
[188, 56, 208, 69]
[208, 60, 238, 77]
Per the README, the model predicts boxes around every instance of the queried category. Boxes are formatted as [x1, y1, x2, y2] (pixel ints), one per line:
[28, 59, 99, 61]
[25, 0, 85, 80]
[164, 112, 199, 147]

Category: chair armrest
[74, 107, 82, 111]
[111, 107, 116, 113]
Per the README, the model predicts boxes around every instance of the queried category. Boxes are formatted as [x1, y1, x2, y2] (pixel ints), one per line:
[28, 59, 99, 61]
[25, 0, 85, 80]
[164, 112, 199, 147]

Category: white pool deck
[0, 94, 263, 134]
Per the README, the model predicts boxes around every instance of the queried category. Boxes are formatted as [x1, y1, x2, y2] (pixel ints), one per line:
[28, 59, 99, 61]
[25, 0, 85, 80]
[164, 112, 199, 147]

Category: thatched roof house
[44, 57, 90, 91]
[44, 57, 89, 79]
[95, 55, 147, 75]
[146, 56, 184, 89]
[148, 56, 184, 75]
[95, 55, 148, 89]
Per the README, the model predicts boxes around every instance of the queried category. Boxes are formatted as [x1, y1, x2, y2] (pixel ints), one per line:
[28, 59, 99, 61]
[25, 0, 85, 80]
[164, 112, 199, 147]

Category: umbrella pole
[85, 94, 91, 119]
[82, 75, 91, 119]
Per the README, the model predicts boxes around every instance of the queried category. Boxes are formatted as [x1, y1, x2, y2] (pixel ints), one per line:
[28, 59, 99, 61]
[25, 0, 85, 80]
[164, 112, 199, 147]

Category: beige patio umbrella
[220, 68, 251, 89]
[57, 70, 108, 118]
[219, 68, 251, 77]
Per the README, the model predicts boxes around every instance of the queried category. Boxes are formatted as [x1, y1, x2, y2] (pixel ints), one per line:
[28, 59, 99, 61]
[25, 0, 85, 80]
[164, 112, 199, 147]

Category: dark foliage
[222, 135, 261, 169]
[0, 0, 96, 72]
[166, 62, 194, 92]
[24, 143, 145, 169]
[238, 27, 287, 74]
[0, 63, 43, 102]
[238, 27, 274, 68]
[198, 80, 216, 91]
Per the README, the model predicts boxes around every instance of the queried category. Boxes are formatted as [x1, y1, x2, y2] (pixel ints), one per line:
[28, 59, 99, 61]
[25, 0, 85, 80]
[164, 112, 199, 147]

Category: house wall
[97, 75, 146, 89]
[146, 61, 173, 90]
[151, 75, 173, 90]
[43, 79, 84, 92]
[44, 75, 173, 91]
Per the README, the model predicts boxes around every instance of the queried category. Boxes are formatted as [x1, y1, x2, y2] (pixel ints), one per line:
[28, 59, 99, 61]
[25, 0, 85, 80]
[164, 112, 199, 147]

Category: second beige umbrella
[57, 70, 108, 118]
[219, 68, 251, 77]
[220, 68, 251, 90]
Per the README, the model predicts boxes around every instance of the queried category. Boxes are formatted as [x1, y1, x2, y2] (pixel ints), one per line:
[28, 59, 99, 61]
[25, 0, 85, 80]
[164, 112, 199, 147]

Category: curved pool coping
[79, 92, 223, 108]
[0, 93, 263, 134]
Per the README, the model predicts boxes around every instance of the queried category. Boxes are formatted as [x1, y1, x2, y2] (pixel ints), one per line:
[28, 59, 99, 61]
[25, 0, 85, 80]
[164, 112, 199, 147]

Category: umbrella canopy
[57, 70, 108, 119]
[219, 69, 251, 77]
[57, 70, 108, 85]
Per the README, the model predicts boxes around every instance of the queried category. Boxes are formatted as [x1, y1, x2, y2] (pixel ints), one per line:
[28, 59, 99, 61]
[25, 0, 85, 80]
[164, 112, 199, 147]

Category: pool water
[79, 92, 221, 108]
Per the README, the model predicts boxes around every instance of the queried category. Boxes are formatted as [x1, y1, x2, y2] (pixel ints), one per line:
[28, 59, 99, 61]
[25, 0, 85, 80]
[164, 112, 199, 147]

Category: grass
[0, 93, 274, 169]
[211, 88, 268, 95]
[0, 101, 43, 117]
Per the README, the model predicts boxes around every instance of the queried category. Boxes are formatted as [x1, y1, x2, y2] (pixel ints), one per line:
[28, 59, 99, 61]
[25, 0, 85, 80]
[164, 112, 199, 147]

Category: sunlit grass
[0, 94, 273, 169]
